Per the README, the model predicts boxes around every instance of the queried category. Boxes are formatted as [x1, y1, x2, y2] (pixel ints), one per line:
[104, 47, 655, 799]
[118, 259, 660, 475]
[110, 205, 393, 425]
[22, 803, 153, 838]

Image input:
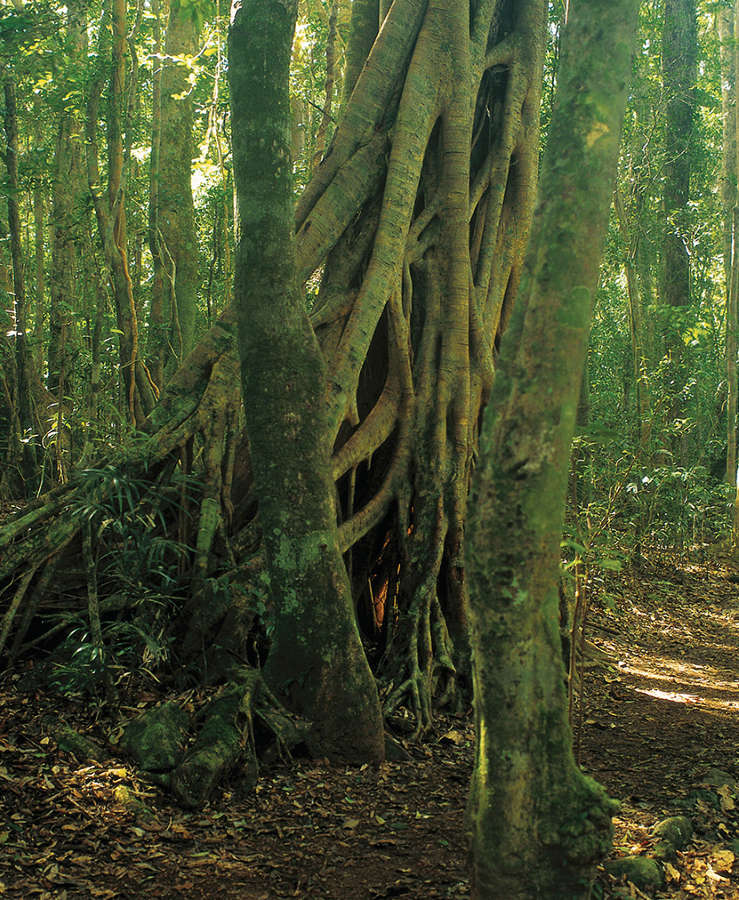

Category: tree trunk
[724, 5, 739, 486]
[312, 0, 340, 169]
[86, 0, 156, 426]
[148, 0, 200, 384]
[732, 0, 739, 553]
[49, 0, 88, 476]
[662, 0, 696, 314]
[229, 0, 385, 762]
[466, 0, 638, 895]
[615, 187, 651, 451]
[3, 77, 39, 488]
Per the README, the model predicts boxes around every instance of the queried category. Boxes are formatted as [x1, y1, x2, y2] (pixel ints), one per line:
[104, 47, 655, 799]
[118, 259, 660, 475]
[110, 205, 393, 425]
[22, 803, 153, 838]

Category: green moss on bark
[466, 0, 639, 896]
[228, 0, 384, 764]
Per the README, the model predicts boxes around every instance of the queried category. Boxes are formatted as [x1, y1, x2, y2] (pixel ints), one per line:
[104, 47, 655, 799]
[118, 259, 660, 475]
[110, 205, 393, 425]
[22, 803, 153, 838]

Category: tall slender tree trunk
[731, 0, 739, 551]
[466, 0, 638, 895]
[49, 0, 88, 473]
[615, 187, 651, 450]
[31, 97, 45, 376]
[86, 0, 156, 426]
[147, 0, 165, 388]
[660, 0, 697, 462]
[3, 77, 38, 487]
[229, 0, 385, 762]
[723, 6, 739, 486]
[312, 0, 340, 169]
[148, 0, 199, 384]
[662, 0, 696, 315]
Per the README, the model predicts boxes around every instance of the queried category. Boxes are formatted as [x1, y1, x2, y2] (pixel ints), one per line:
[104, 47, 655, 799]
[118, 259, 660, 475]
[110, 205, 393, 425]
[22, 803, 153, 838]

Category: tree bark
[312, 0, 340, 168]
[49, 0, 88, 475]
[615, 186, 651, 450]
[466, 0, 638, 895]
[732, 0, 739, 552]
[661, 0, 696, 314]
[229, 0, 385, 763]
[3, 77, 39, 487]
[724, 5, 739, 486]
[86, 0, 156, 426]
[148, 0, 200, 384]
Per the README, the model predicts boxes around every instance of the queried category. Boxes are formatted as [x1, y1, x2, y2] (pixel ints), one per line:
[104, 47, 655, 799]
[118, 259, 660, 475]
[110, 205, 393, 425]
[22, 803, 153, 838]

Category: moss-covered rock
[56, 725, 107, 762]
[605, 856, 664, 891]
[652, 840, 676, 861]
[651, 815, 692, 851]
[171, 672, 260, 808]
[113, 784, 159, 825]
[120, 702, 190, 773]
[682, 787, 721, 810]
[699, 768, 736, 789]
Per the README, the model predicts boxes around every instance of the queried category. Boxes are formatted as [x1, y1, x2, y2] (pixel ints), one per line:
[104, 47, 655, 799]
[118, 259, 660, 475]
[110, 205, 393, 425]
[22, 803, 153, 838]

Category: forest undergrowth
[0, 541, 737, 899]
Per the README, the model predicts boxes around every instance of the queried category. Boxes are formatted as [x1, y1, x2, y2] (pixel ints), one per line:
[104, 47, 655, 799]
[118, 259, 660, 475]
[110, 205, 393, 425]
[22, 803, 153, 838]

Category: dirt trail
[0, 550, 737, 898]
[583, 551, 739, 898]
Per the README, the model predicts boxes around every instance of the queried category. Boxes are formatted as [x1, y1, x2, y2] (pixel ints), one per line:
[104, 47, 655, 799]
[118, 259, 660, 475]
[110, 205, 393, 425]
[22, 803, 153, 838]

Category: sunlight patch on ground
[633, 685, 739, 710]
[634, 687, 699, 703]
[617, 656, 739, 695]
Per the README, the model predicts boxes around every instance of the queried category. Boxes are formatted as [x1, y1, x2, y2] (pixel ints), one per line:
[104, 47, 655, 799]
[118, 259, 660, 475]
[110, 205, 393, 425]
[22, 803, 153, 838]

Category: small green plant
[49, 464, 198, 695]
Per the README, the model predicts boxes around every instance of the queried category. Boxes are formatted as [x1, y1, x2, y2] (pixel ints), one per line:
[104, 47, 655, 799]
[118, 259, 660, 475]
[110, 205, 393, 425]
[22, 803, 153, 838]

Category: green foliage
[567, 440, 733, 571]
[622, 464, 732, 551]
[48, 465, 197, 695]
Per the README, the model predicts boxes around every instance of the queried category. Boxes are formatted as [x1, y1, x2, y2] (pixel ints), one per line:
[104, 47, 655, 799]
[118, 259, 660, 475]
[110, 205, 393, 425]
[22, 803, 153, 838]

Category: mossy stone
[683, 787, 721, 810]
[699, 768, 736, 789]
[56, 726, 107, 762]
[120, 702, 190, 772]
[651, 815, 693, 850]
[605, 856, 664, 890]
[113, 784, 158, 824]
[652, 839, 676, 861]
[172, 689, 254, 808]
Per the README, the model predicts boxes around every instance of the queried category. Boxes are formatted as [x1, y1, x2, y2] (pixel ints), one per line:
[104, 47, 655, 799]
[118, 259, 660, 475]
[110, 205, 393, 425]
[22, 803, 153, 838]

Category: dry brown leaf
[710, 849, 734, 874]
[664, 861, 680, 882]
[717, 785, 735, 812]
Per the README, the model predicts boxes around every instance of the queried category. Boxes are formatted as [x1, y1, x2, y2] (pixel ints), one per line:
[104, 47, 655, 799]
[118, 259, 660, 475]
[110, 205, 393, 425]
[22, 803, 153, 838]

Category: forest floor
[0, 545, 738, 898]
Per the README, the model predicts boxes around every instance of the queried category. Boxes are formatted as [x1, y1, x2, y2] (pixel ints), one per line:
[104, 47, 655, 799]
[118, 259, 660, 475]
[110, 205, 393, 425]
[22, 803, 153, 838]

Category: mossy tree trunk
[228, 0, 385, 762]
[660, 0, 696, 464]
[49, 0, 88, 479]
[465, 0, 638, 896]
[731, 0, 739, 552]
[311, 0, 547, 731]
[615, 186, 652, 451]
